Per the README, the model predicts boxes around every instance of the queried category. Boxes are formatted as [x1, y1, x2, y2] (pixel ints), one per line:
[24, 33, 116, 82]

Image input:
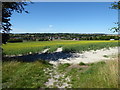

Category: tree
[111, 1, 120, 9]
[110, 1, 120, 32]
[2, 2, 31, 44]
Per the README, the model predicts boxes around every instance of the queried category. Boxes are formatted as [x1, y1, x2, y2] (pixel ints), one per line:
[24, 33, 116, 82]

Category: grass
[2, 40, 119, 88]
[2, 60, 52, 88]
[2, 40, 118, 55]
[47, 45, 62, 53]
[57, 63, 71, 73]
[2, 58, 119, 88]
[63, 60, 118, 88]
[62, 41, 118, 53]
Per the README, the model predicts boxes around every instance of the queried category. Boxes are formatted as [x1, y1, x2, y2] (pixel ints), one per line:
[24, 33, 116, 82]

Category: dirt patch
[44, 64, 71, 88]
[68, 64, 88, 69]
[55, 47, 119, 65]
[55, 47, 62, 52]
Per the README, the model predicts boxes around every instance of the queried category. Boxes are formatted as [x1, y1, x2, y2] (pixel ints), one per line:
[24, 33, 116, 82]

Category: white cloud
[48, 25, 53, 28]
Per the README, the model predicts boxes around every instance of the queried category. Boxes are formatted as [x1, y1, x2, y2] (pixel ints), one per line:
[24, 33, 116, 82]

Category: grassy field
[2, 59, 118, 88]
[2, 40, 118, 55]
[2, 40, 119, 88]
[57, 59, 118, 88]
[2, 60, 52, 88]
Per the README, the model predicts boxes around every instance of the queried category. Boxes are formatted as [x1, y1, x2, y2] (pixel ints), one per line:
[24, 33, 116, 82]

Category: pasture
[2, 58, 118, 88]
[2, 40, 118, 55]
[2, 40, 119, 88]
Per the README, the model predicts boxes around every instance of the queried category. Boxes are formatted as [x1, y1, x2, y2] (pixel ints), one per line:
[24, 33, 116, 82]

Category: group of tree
[6, 33, 119, 42]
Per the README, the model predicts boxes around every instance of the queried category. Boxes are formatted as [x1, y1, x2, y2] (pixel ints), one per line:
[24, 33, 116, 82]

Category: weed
[103, 55, 109, 58]
[79, 62, 86, 65]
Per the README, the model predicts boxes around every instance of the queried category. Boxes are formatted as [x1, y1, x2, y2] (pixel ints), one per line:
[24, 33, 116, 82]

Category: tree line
[3, 33, 119, 43]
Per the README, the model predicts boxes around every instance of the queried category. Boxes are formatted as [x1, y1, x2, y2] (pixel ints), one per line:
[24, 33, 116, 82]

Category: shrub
[103, 55, 109, 58]
[79, 62, 86, 65]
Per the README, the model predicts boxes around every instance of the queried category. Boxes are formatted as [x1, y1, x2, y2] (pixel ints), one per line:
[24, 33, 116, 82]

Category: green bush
[79, 62, 86, 65]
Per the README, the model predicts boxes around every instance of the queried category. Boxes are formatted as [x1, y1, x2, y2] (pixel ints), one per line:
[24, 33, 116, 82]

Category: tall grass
[47, 45, 62, 53]
[62, 42, 118, 53]
[2, 60, 52, 88]
[2, 58, 119, 88]
[66, 60, 118, 88]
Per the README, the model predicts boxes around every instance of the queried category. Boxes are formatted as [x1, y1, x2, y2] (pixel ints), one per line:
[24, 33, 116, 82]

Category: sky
[11, 2, 118, 34]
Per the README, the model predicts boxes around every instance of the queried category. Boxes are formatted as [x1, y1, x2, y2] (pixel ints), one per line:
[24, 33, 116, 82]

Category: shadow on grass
[3, 52, 79, 62]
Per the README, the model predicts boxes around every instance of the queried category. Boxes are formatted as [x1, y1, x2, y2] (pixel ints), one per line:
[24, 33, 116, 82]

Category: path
[44, 64, 71, 88]
[49, 47, 119, 65]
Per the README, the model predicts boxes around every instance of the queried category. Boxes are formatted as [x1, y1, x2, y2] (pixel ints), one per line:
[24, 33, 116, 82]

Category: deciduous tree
[110, 1, 120, 32]
[2, 2, 30, 44]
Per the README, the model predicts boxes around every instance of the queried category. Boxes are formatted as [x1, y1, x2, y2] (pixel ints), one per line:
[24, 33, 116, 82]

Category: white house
[110, 39, 115, 40]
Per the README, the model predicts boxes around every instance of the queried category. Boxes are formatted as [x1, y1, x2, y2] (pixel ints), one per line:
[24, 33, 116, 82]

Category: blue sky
[11, 2, 118, 34]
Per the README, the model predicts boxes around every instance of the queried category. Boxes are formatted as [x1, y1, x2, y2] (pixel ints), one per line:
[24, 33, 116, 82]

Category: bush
[8, 39, 23, 43]
[79, 62, 86, 65]
[103, 55, 109, 58]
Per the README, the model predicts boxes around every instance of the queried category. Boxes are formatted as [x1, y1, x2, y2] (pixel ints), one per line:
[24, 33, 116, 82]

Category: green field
[2, 40, 119, 88]
[2, 40, 118, 55]
[57, 59, 118, 88]
[2, 60, 52, 88]
[2, 59, 118, 88]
